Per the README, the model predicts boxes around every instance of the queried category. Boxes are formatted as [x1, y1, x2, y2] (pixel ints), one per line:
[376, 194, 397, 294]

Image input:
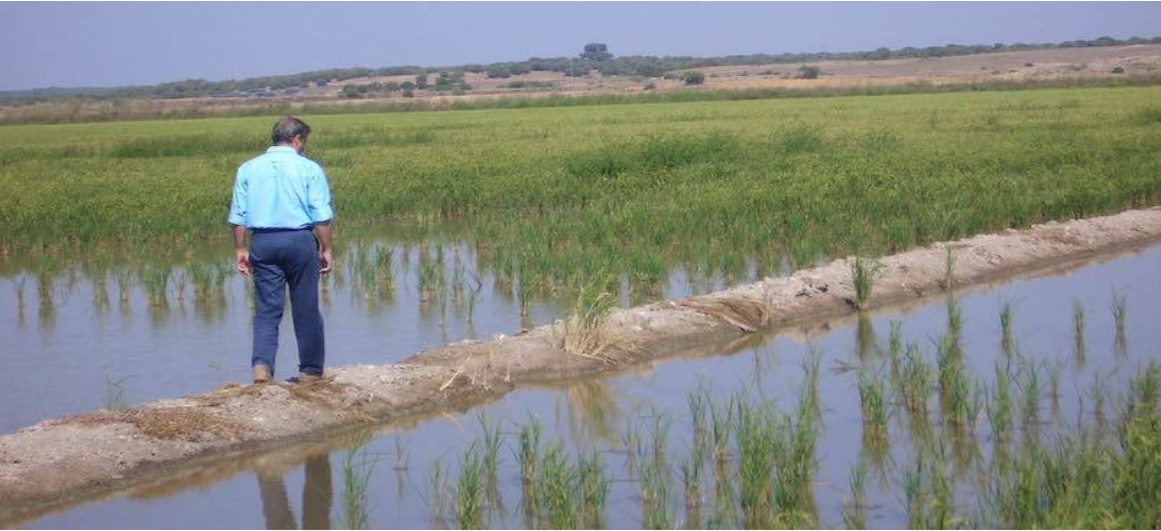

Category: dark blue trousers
[250, 229, 325, 377]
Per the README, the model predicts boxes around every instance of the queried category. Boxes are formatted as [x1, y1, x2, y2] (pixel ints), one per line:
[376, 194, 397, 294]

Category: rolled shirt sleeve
[227, 168, 248, 226]
[307, 169, 334, 224]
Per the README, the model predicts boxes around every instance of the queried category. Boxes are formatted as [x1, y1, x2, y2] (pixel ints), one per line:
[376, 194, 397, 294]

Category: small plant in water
[850, 256, 884, 310]
[342, 440, 375, 530]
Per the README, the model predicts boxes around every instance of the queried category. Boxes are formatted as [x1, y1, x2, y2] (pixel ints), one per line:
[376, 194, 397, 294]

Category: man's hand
[319, 249, 333, 274]
[235, 249, 251, 276]
[232, 225, 250, 275]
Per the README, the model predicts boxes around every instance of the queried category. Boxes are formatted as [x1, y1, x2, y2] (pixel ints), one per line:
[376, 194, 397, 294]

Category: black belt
[251, 226, 312, 234]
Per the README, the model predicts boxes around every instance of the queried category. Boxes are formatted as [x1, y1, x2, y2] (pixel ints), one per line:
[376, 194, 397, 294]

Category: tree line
[3, 35, 1159, 103]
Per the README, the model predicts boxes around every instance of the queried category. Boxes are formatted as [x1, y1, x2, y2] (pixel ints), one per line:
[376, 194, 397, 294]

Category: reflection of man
[257, 453, 333, 530]
[228, 116, 334, 384]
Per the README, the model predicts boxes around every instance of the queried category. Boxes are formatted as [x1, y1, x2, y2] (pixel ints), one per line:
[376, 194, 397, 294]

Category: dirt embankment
[3, 207, 1161, 525]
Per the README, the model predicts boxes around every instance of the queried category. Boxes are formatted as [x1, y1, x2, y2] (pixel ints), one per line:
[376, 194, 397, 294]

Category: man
[228, 116, 334, 384]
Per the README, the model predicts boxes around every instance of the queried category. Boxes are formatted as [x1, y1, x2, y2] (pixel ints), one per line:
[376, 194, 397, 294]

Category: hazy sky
[2, 2, 1160, 91]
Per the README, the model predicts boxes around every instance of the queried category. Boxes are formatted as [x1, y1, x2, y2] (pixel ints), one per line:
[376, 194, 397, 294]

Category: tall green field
[2, 86, 1160, 288]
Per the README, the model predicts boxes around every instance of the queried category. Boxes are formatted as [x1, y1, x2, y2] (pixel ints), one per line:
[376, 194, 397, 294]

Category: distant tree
[580, 43, 613, 61]
[341, 84, 363, 98]
[797, 65, 821, 79]
[486, 66, 512, 79]
[415, 73, 429, 89]
[681, 71, 706, 85]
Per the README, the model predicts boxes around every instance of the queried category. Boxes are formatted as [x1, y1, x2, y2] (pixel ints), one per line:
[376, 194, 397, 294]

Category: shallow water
[9, 242, 1161, 528]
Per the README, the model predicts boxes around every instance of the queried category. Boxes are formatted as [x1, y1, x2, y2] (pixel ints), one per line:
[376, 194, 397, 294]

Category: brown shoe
[253, 364, 273, 384]
[289, 372, 324, 384]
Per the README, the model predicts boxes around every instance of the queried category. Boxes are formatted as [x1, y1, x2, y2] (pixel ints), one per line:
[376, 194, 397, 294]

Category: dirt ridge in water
[3, 207, 1161, 526]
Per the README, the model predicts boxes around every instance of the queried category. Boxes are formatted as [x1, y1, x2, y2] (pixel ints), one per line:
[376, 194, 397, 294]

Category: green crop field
[2, 86, 1160, 290]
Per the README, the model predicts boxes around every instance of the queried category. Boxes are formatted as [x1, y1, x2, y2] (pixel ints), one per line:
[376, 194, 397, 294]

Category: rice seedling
[577, 449, 608, 528]
[392, 434, 408, 471]
[429, 460, 451, 528]
[937, 335, 973, 428]
[555, 279, 618, 360]
[342, 440, 375, 530]
[899, 343, 933, 415]
[537, 442, 581, 529]
[475, 412, 503, 481]
[946, 296, 964, 343]
[801, 345, 823, 421]
[1111, 289, 1128, 357]
[855, 314, 881, 360]
[841, 459, 868, 530]
[850, 256, 884, 310]
[999, 299, 1016, 357]
[987, 360, 1014, 441]
[515, 414, 542, 484]
[454, 444, 485, 530]
[858, 364, 889, 434]
[1073, 299, 1087, 364]
[944, 246, 957, 291]
[888, 320, 904, 378]
[1019, 361, 1043, 449]
[709, 397, 734, 466]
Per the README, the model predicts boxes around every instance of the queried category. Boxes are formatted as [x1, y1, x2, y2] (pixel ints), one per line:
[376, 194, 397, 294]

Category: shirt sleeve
[307, 164, 334, 223]
[227, 167, 248, 226]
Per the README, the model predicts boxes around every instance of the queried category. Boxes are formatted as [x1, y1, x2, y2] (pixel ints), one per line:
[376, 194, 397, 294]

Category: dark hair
[271, 116, 311, 145]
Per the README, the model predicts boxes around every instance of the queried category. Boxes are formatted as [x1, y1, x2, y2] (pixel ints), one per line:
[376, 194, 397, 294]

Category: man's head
[271, 116, 311, 154]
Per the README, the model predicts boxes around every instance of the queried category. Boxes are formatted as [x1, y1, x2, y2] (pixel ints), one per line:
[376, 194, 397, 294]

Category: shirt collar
[267, 146, 298, 154]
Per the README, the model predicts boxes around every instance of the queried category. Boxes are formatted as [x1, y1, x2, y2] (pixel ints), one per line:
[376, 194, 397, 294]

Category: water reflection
[256, 453, 333, 530]
[6, 242, 1161, 528]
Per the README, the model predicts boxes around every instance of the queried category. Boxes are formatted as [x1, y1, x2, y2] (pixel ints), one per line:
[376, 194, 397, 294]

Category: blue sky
[1, 2, 1160, 91]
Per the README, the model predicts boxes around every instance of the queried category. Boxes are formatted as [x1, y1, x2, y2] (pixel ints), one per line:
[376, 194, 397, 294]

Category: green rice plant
[342, 440, 375, 530]
[855, 314, 881, 360]
[537, 443, 580, 529]
[140, 265, 171, 308]
[1073, 299, 1087, 364]
[555, 279, 618, 360]
[637, 413, 675, 529]
[687, 389, 709, 469]
[1000, 299, 1016, 357]
[1111, 290, 1128, 357]
[937, 334, 973, 427]
[475, 412, 503, 481]
[801, 345, 823, 421]
[454, 444, 484, 530]
[850, 256, 884, 310]
[733, 399, 778, 528]
[987, 360, 1014, 441]
[1019, 361, 1043, 449]
[858, 364, 889, 435]
[1048, 361, 1065, 425]
[392, 434, 408, 471]
[946, 296, 964, 343]
[899, 343, 933, 415]
[841, 459, 868, 530]
[944, 246, 957, 291]
[577, 449, 608, 528]
[515, 414, 542, 483]
[888, 320, 904, 381]
[709, 397, 734, 465]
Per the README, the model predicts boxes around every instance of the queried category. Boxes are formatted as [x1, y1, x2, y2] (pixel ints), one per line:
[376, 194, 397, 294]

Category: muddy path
[3, 207, 1161, 526]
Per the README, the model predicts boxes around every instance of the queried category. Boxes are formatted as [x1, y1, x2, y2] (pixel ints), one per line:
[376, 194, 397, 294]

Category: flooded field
[7, 239, 1160, 528]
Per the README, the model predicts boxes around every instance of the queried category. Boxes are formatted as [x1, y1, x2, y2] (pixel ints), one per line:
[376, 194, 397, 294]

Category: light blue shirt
[228, 146, 333, 229]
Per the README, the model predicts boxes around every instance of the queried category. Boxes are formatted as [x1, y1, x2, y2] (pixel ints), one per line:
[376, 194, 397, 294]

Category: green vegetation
[414, 319, 1161, 528]
[2, 86, 1160, 311]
